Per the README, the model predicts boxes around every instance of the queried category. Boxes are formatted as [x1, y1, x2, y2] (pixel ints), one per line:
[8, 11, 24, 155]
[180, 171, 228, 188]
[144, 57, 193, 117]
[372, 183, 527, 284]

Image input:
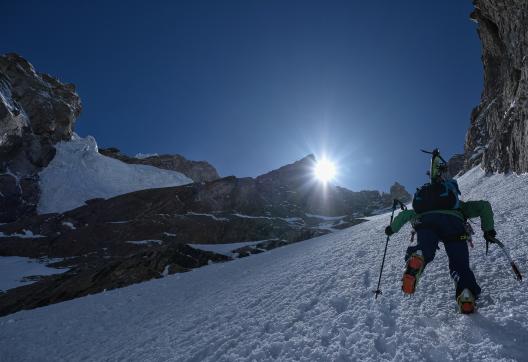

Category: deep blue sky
[1, 0, 482, 192]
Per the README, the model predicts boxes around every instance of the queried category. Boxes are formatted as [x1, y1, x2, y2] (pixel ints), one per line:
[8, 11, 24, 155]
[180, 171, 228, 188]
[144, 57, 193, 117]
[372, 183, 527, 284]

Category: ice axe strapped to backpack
[421, 148, 448, 183]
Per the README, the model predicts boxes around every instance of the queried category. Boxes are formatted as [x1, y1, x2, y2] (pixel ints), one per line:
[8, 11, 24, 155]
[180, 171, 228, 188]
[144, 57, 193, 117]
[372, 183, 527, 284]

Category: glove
[483, 229, 497, 242]
[385, 226, 394, 236]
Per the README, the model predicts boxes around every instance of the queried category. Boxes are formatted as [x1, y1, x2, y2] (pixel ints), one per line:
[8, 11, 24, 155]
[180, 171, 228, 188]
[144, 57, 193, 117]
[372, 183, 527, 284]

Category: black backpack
[412, 179, 461, 213]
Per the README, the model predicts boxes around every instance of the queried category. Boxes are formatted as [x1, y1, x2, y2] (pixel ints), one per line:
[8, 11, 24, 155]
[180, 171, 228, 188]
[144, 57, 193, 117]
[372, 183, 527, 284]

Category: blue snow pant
[405, 213, 481, 299]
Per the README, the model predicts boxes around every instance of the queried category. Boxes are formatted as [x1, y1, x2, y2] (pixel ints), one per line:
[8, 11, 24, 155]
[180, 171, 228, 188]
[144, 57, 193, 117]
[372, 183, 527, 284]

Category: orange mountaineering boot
[402, 250, 425, 295]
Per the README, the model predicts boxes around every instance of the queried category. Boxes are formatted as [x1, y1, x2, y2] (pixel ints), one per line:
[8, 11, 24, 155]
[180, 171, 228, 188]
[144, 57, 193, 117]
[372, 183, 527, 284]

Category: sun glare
[314, 158, 336, 183]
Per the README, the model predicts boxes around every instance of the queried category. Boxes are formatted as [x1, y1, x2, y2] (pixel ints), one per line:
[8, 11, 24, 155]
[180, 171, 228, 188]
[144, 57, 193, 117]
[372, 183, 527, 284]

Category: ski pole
[490, 237, 523, 281]
[374, 199, 406, 299]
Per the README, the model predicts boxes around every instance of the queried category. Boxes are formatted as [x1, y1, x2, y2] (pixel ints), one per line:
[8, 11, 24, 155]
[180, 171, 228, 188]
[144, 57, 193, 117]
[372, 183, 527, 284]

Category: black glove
[385, 226, 394, 236]
[483, 229, 497, 242]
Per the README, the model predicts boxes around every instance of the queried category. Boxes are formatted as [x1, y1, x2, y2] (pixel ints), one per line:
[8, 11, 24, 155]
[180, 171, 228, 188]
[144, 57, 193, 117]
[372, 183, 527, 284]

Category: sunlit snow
[1, 167, 527, 361]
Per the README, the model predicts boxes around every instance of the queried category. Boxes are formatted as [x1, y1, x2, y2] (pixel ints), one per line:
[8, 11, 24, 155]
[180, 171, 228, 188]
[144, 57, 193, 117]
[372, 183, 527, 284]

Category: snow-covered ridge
[2, 167, 527, 361]
[38, 134, 193, 214]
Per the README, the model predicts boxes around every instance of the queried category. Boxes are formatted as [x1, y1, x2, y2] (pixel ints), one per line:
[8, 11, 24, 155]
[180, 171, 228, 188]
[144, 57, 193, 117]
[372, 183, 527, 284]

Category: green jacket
[390, 200, 494, 234]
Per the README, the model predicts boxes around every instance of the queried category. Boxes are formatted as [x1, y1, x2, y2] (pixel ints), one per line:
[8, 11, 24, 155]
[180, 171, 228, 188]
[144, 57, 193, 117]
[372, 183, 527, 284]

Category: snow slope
[0, 257, 67, 292]
[38, 135, 192, 214]
[1, 167, 527, 361]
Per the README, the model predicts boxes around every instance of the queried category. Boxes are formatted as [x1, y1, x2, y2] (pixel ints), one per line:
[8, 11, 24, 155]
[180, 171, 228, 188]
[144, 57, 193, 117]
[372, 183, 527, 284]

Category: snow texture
[38, 135, 192, 214]
[189, 240, 266, 257]
[1, 167, 527, 361]
[126, 240, 163, 246]
[0, 257, 67, 292]
[305, 213, 347, 221]
[186, 212, 230, 222]
[0, 229, 45, 238]
[62, 222, 76, 230]
[134, 153, 159, 159]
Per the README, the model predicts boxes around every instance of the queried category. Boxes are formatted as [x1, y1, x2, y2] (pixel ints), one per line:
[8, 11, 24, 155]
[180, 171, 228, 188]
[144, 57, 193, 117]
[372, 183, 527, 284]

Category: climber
[384, 149, 496, 314]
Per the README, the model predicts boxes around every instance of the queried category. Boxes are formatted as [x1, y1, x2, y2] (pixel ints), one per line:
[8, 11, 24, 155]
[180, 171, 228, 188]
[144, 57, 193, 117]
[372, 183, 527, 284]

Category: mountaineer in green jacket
[384, 149, 497, 314]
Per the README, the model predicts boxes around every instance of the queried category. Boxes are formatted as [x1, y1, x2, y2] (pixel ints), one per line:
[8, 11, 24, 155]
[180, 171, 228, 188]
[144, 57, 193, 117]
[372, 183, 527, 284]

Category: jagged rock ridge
[99, 147, 220, 182]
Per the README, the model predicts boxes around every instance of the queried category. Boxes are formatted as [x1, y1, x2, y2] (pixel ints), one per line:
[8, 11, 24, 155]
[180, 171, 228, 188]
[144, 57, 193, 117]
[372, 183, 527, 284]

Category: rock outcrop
[389, 182, 411, 203]
[0, 244, 229, 317]
[0, 154, 408, 315]
[99, 147, 220, 182]
[465, 1, 528, 173]
[447, 153, 465, 178]
[254, 155, 411, 217]
[0, 53, 82, 222]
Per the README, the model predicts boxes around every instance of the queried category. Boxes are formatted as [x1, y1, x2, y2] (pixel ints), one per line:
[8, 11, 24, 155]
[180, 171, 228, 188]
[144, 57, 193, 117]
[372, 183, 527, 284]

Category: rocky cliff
[99, 147, 219, 182]
[465, 1, 528, 173]
[0, 54, 82, 221]
[0, 54, 220, 222]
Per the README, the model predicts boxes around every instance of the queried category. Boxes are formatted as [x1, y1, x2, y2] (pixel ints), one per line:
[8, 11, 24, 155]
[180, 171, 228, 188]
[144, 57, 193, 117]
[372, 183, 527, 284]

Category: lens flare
[314, 158, 336, 183]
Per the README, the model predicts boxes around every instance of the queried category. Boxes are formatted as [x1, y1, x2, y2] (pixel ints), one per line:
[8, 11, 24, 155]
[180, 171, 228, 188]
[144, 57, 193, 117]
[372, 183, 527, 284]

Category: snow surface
[126, 240, 163, 245]
[0, 229, 45, 238]
[305, 213, 347, 221]
[189, 240, 266, 257]
[38, 135, 192, 214]
[135, 152, 159, 159]
[62, 222, 76, 230]
[187, 212, 230, 221]
[1, 167, 528, 361]
[0, 257, 67, 292]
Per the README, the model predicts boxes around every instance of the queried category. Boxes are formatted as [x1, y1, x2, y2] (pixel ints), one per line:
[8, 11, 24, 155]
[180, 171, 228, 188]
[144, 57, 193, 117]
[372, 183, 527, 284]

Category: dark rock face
[0, 53, 82, 222]
[254, 155, 411, 217]
[0, 183, 341, 316]
[389, 182, 411, 203]
[447, 154, 465, 178]
[465, 1, 528, 173]
[0, 154, 408, 315]
[99, 147, 220, 182]
[0, 244, 229, 317]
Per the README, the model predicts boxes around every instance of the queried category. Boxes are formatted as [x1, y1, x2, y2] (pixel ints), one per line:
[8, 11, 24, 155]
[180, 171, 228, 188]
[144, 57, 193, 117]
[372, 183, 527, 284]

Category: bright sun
[314, 158, 336, 183]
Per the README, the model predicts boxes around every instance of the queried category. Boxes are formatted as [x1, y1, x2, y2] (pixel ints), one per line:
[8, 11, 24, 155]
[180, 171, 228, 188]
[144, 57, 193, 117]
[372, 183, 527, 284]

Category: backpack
[412, 179, 461, 213]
